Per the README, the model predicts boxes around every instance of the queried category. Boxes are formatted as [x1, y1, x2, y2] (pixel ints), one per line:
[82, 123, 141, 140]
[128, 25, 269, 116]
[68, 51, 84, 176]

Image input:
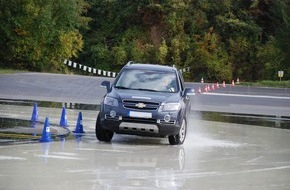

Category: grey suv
[96, 62, 195, 145]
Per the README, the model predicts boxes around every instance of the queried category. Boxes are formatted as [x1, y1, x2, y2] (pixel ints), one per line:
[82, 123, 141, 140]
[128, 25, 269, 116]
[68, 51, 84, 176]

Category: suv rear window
[115, 69, 179, 93]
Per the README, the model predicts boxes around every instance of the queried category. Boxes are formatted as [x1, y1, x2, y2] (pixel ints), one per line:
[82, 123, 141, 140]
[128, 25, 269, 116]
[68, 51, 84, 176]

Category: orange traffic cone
[204, 86, 208, 92]
[222, 81, 226, 87]
[231, 80, 235, 86]
[198, 87, 202, 94]
[216, 82, 219, 89]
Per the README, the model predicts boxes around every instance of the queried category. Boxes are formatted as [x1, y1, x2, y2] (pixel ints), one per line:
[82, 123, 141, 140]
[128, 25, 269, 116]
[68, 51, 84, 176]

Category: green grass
[0, 69, 28, 74]
[239, 80, 290, 88]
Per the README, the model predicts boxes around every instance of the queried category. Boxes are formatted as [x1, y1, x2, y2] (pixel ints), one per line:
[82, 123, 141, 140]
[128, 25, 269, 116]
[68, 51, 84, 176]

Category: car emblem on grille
[135, 102, 146, 108]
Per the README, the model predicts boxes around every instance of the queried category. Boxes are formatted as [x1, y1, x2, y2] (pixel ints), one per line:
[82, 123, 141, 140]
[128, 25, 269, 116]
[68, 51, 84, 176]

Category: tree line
[1, 0, 289, 82]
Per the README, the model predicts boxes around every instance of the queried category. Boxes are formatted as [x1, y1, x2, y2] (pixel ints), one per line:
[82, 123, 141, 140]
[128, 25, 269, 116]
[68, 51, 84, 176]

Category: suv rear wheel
[95, 114, 114, 142]
[168, 119, 187, 145]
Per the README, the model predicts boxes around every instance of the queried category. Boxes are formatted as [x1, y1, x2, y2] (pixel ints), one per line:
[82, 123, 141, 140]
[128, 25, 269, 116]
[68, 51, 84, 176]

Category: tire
[95, 114, 114, 142]
[168, 119, 187, 145]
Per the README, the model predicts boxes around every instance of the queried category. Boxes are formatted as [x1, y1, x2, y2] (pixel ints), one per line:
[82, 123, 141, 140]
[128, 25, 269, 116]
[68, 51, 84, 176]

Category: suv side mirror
[184, 88, 195, 96]
[101, 81, 111, 93]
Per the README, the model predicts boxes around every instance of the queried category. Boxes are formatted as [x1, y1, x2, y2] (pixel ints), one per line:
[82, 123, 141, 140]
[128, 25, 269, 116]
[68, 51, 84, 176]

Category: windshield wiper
[115, 86, 131, 90]
[115, 86, 158, 92]
[134, 88, 158, 92]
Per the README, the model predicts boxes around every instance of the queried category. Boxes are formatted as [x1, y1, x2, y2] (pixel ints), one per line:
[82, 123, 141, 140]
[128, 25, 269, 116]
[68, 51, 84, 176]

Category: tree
[3, 0, 287, 81]
[0, 0, 90, 72]
[271, 0, 290, 80]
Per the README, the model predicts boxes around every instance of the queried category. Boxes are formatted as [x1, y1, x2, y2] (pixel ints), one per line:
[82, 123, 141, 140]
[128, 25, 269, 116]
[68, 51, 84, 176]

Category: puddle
[0, 111, 72, 144]
[1, 99, 290, 144]
[0, 118, 73, 145]
[0, 117, 30, 129]
[0, 99, 93, 144]
[197, 111, 290, 129]
[0, 99, 99, 110]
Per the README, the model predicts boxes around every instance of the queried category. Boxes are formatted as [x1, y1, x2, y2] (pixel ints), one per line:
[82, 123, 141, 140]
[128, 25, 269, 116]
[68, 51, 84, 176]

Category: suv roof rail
[126, 61, 135, 66]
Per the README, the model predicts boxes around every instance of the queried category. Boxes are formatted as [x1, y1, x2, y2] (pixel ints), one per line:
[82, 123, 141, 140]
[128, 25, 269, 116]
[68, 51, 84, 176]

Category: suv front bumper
[99, 110, 182, 137]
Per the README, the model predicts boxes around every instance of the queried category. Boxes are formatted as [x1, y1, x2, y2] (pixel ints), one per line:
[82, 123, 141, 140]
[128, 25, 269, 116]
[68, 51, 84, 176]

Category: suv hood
[109, 88, 181, 103]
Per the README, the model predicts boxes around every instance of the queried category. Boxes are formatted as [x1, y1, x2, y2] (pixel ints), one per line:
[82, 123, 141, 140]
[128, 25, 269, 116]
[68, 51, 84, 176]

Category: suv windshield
[115, 69, 179, 93]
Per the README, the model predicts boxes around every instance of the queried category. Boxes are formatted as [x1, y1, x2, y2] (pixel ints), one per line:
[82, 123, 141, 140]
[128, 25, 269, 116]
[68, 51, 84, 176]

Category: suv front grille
[123, 100, 160, 111]
[122, 116, 156, 124]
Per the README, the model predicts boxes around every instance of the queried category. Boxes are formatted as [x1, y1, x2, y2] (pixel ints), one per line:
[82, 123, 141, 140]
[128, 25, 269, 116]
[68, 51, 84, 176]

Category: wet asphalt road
[0, 73, 290, 190]
[1, 108, 290, 190]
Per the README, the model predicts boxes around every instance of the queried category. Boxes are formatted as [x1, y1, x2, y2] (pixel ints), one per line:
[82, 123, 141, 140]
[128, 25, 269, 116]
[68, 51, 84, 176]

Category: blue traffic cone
[59, 107, 68, 127]
[30, 121, 37, 136]
[31, 103, 38, 122]
[73, 112, 85, 133]
[39, 117, 52, 143]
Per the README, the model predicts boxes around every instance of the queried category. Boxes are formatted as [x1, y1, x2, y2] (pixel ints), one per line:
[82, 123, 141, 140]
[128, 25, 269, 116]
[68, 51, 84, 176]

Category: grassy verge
[0, 69, 28, 74]
[239, 80, 290, 88]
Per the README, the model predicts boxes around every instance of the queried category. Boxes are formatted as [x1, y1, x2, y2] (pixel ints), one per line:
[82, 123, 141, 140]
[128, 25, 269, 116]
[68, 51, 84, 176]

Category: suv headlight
[104, 97, 119, 107]
[162, 103, 181, 111]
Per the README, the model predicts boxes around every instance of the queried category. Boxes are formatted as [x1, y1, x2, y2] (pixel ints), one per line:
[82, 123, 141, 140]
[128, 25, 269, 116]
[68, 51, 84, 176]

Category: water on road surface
[1, 102, 290, 190]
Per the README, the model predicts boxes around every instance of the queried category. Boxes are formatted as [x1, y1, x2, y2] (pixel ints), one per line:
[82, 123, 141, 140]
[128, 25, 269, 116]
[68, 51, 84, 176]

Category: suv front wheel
[95, 114, 114, 142]
[168, 119, 187, 145]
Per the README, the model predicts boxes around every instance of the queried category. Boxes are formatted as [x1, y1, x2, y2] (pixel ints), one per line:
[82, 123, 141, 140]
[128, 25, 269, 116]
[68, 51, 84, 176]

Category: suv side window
[177, 71, 185, 91]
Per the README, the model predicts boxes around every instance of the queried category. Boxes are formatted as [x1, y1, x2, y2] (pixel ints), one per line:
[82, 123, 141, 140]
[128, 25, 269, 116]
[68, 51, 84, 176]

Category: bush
[239, 80, 290, 88]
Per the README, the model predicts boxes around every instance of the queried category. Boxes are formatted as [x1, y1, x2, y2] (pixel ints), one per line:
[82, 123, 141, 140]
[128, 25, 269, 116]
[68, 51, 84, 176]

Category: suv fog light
[110, 110, 116, 118]
[164, 114, 171, 122]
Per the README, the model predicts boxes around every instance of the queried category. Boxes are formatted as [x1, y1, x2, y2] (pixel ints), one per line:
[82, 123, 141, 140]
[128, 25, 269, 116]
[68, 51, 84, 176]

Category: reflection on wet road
[1, 101, 290, 189]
